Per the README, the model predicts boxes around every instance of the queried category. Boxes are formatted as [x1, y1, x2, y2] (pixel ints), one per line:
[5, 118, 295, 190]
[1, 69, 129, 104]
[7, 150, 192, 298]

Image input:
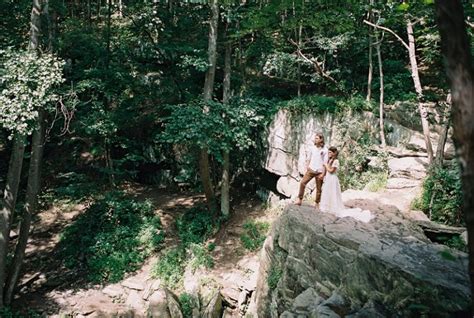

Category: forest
[0, 0, 473, 317]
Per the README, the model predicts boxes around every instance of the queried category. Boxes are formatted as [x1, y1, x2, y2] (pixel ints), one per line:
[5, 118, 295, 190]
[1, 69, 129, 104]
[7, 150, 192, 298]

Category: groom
[295, 132, 328, 208]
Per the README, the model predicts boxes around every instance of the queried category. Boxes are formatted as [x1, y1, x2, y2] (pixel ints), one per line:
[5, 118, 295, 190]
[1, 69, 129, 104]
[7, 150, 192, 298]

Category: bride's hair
[328, 146, 338, 165]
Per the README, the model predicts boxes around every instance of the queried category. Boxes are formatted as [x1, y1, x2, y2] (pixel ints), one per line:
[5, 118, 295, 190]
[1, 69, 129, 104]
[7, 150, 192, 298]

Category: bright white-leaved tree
[0, 48, 64, 306]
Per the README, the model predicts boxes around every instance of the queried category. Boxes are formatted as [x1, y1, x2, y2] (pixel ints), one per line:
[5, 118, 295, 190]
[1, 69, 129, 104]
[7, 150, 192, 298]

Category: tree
[199, 0, 219, 212]
[0, 0, 64, 305]
[435, 0, 474, 309]
[364, 7, 435, 162]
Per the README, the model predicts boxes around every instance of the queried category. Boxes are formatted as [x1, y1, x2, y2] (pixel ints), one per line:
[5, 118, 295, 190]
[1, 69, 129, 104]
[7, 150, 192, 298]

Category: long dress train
[319, 159, 373, 223]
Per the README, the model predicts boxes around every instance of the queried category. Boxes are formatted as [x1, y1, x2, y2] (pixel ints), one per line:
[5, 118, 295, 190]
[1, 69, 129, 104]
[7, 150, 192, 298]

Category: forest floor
[11, 183, 281, 317]
[11, 168, 430, 316]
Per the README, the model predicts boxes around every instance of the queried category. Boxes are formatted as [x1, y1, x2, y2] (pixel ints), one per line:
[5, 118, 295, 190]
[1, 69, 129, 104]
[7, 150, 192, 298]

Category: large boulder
[253, 204, 470, 317]
[388, 157, 428, 180]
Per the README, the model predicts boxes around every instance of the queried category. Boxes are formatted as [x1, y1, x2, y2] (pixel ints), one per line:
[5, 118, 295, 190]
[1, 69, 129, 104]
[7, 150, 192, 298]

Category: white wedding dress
[319, 159, 374, 223]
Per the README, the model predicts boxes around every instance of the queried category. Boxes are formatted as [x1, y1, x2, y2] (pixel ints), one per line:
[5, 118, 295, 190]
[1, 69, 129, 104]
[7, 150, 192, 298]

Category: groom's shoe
[294, 198, 302, 206]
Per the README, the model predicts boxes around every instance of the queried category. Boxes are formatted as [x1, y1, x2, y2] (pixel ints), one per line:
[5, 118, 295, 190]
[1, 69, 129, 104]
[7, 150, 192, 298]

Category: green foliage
[336, 96, 374, 112]
[0, 49, 64, 137]
[188, 243, 214, 270]
[279, 95, 338, 114]
[59, 191, 164, 283]
[176, 205, 221, 246]
[179, 293, 194, 318]
[160, 97, 271, 159]
[40, 172, 100, 205]
[240, 220, 270, 251]
[419, 162, 463, 226]
[267, 265, 282, 290]
[152, 247, 186, 289]
[279, 95, 372, 115]
[364, 172, 388, 192]
[410, 196, 423, 211]
[444, 236, 467, 253]
[153, 205, 220, 288]
[0, 307, 42, 318]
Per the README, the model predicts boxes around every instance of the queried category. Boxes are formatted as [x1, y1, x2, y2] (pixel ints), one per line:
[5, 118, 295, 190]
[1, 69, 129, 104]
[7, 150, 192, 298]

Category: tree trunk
[367, 36, 373, 102]
[435, 94, 451, 166]
[366, 0, 374, 102]
[199, 0, 219, 212]
[221, 40, 231, 217]
[29, 0, 42, 51]
[435, 0, 474, 309]
[375, 32, 386, 148]
[0, 136, 26, 307]
[4, 111, 46, 305]
[406, 20, 434, 163]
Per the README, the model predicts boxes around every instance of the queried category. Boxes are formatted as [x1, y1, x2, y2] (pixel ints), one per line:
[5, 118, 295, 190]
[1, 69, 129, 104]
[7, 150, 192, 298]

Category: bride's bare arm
[324, 163, 337, 173]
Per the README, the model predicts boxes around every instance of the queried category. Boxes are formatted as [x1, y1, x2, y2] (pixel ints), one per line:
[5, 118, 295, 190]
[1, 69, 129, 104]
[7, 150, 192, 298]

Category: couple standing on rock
[294, 133, 339, 212]
[295, 133, 373, 222]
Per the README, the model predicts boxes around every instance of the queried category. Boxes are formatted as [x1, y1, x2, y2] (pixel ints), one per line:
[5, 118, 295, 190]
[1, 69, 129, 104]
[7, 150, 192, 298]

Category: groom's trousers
[298, 169, 324, 203]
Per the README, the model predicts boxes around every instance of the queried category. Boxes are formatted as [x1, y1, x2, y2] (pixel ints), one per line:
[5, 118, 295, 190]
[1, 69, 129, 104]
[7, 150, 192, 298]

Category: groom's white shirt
[307, 145, 328, 173]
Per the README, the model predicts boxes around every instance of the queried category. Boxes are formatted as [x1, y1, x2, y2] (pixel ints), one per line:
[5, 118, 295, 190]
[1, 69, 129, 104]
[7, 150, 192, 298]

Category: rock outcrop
[264, 109, 453, 199]
[252, 204, 470, 317]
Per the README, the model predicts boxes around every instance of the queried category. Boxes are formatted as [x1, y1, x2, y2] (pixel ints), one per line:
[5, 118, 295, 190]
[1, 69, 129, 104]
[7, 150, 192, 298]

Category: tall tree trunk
[29, 0, 42, 51]
[199, 0, 219, 212]
[221, 40, 231, 217]
[0, 136, 26, 307]
[297, 22, 302, 97]
[4, 111, 46, 305]
[367, 36, 373, 102]
[375, 32, 386, 148]
[406, 20, 434, 163]
[435, 0, 474, 309]
[0, 0, 43, 306]
[435, 94, 451, 166]
[366, 0, 374, 102]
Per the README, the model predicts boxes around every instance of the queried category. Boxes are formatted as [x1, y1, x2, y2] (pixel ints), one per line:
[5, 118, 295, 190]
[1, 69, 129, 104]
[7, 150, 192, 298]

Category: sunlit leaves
[159, 98, 269, 160]
[0, 49, 64, 137]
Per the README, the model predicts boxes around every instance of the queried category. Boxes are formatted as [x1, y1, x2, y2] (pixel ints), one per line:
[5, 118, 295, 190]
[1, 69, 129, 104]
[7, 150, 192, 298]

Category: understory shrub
[152, 247, 186, 289]
[419, 162, 463, 226]
[153, 205, 220, 287]
[279, 94, 372, 114]
[59, 191, 164, 283]
[176, 205, 220, 245]
[240, 220, 270, 251]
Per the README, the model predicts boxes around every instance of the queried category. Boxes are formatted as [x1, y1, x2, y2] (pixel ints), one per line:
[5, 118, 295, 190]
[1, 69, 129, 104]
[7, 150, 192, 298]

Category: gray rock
[202, 292, 223, 318]
[388, 157, 428, 180]
[165, 289, 183, 318]
[310, 305, 340, 318]
[142, 279, 161, 300]
[102, 284, 124, 299]
[276, 176, 301, 199]
[125, 289, 145, 312]
[220, 286, 239, 308]
[255, 205, 470, 317]
[121, 277, 146, 291]
[147, 289, 170, 318]
[461, 231, 468, 245]
[292, 288, 322, 312]
[386, 178, 421, 189]
[321, 291, 346, 314]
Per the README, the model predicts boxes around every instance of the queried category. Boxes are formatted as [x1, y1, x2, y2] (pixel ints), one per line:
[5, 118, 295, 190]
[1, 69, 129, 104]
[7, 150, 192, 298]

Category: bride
[319, 147, 373, 223]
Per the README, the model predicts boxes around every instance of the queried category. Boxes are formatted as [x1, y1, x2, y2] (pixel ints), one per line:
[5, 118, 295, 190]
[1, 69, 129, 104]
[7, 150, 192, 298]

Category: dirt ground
[11, 183, 277, 316]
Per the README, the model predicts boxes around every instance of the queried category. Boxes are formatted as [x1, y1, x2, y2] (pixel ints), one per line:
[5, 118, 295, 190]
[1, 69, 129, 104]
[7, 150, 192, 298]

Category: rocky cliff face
[263, 109, 454, 200]
[251, 204, 470, 317]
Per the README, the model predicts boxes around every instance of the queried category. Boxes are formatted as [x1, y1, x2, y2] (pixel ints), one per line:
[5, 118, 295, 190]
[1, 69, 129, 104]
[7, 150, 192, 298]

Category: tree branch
[363, 19, 409, 51]
[288, 38, 338, 85]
